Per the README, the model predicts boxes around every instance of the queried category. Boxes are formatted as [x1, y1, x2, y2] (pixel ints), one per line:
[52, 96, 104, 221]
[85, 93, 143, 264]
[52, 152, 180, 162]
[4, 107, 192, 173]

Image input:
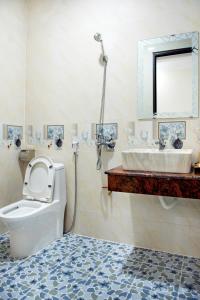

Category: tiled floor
[0, 233, 200, 300]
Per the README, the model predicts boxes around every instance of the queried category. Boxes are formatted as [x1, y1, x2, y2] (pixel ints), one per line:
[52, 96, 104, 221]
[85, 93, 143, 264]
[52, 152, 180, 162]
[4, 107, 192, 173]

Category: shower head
[94, 33, 102, 42]
[94, 32, 108, 64]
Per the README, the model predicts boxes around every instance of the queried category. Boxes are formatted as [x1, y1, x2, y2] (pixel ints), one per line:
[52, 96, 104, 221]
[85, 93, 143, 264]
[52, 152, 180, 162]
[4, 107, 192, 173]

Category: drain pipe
[65, 140, 79, 233]
[159, 196, 178, 210]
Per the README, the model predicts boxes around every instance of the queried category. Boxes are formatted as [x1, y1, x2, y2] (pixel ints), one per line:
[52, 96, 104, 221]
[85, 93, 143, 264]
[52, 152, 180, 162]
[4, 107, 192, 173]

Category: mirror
[138, 32, 199, 119]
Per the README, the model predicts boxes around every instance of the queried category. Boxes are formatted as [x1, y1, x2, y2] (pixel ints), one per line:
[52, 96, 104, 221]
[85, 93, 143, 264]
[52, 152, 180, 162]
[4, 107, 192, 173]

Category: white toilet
[0, 156, 67, 258]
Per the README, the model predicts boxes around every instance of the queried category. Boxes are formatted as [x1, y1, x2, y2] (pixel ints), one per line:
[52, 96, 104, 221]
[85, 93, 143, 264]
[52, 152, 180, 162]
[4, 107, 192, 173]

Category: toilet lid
[23, 156, 55, 203]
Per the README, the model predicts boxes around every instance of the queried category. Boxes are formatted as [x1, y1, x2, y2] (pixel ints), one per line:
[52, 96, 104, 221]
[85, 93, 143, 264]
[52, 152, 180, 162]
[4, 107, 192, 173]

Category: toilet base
[10, 228, 63, 258]
[7, 201, 65, 258]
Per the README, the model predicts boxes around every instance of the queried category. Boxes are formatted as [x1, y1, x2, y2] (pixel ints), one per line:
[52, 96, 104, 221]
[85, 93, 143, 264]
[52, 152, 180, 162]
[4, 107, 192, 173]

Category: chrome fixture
[155, 137, 166, 150]
[94, 33, 102, 42]
[94, 33, 108, 64]
[94, 33, 108, 128]
[65, 139, 79, 233]
[94, 32, 112, 170]
[96, 123, 118, 152]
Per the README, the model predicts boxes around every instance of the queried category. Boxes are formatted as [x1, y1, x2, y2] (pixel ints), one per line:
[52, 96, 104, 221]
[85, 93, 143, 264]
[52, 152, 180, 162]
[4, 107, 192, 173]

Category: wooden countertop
[105, 166, 200, 199]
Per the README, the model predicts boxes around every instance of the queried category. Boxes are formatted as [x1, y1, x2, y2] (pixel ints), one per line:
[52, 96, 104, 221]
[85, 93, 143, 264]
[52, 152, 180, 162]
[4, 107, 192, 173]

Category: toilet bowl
[0, 156, 67, 258]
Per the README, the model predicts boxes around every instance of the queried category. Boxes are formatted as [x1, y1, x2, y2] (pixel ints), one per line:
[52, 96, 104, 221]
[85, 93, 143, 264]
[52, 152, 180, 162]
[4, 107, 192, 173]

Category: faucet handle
[155, 137, 165, 144]
[155, 137, 166, 150]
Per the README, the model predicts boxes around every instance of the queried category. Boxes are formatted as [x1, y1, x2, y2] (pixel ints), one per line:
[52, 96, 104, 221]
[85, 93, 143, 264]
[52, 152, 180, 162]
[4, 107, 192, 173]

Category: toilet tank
[53, 163, 67, 205]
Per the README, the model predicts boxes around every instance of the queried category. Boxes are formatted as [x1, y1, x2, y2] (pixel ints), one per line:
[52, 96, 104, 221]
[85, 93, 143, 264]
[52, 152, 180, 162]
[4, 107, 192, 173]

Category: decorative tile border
[4, 125, 23, 140]
[158, 121, 186, 140]
[46, 125, 64, 140]
[96, 123, 118, 140]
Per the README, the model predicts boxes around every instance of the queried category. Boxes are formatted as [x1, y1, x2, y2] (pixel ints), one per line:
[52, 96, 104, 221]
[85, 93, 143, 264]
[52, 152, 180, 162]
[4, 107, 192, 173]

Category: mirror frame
[138, 31, 199, 119]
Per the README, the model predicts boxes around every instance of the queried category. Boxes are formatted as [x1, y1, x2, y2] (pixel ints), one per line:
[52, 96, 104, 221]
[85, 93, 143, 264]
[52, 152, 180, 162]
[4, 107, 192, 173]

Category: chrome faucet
[155, 137, 166, 150]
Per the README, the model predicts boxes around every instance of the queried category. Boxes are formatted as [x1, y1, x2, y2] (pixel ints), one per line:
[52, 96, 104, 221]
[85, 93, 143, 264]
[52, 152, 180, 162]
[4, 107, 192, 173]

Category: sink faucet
[155, 137, 166, 150]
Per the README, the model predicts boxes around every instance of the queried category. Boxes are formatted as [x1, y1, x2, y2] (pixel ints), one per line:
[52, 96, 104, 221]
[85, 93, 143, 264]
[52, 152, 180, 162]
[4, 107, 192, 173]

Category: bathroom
[0, 0, 200, 299]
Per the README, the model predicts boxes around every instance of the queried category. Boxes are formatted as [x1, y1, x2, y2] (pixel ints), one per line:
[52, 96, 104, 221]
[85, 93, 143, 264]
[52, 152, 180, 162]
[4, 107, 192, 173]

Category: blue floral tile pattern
[0, 233, 200, 300]
[182, 256, 200, 275]
[178, 271, 200, 300]
[132, 263, 180, 299]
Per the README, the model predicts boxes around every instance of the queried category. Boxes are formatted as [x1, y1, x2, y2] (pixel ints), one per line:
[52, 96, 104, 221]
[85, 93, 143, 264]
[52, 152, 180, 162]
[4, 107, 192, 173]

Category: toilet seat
[23, 156, 55, 203]
[0, 200, 46, 219]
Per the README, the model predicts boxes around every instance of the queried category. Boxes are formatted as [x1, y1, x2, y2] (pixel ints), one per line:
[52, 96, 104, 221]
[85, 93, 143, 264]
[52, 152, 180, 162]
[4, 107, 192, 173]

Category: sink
[121, 148, 193, 173]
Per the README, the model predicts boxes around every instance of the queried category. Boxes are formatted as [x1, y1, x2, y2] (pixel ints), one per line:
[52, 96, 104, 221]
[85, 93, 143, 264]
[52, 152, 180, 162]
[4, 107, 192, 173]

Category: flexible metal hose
[99, 59, 107, 124]
[65, 151, 78, 233]
[96, 59, 108, 170]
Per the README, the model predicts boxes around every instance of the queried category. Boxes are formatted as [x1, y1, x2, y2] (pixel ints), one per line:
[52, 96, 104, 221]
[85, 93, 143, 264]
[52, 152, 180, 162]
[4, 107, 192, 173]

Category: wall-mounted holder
[44, 125, 64, 149]
[96, 123, 118, 151]
[3, 125, 23, 149]
[19, 149, 35, 162]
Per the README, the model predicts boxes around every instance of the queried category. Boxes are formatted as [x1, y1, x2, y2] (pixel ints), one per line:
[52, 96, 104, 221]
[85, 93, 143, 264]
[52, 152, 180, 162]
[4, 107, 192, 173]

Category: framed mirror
[137, 32, 199, 119]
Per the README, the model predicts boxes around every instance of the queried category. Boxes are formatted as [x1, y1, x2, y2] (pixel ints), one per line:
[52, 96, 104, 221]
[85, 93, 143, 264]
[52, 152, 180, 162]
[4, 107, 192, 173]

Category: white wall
[0, 0, 27, 232]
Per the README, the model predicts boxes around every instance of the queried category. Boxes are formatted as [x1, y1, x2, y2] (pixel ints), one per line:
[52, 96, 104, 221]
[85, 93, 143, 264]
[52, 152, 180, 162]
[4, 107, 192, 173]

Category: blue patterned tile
[132, 263, 180, 299]
[97, 255, 142, 280]
[81, 272, 131, 299]
[106, 243, 135, 264]
[0, 233, 198, 300]
[182, 256, 200, 275]
[178, 271, 200, 300]
[127, 285, 152, 300]
[0, 237, 25, 276]
[137, 248, 183, 270]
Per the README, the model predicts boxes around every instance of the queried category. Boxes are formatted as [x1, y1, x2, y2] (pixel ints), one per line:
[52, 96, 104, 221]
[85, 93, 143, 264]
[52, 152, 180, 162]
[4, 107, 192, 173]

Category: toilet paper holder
[19, 149, 35, 162]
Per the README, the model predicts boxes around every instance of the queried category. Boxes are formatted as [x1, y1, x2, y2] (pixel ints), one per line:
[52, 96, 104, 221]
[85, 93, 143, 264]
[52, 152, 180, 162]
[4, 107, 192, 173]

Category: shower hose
[96, 58, 108, 170]
[65, 150, 78, 233]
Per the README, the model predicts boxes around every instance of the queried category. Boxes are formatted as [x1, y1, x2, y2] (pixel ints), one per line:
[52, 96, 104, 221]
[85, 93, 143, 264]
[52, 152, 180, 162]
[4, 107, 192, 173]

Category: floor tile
[97, 256, 142, 279]
[182, 256, 200, 275]
[178, 271, 200, 300]
[132, 263, 181, 299]
[0, 233, 199, 300]
[138, 249, 183, 270]
[81, 272, 132, 300]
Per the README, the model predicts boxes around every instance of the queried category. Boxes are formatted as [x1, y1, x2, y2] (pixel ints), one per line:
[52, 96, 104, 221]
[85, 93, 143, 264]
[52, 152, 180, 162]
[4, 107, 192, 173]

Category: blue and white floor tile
[0, 233, 200, 300]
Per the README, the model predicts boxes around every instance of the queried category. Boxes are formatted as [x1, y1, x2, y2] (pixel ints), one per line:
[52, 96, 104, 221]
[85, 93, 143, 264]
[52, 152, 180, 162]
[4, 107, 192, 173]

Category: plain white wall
[0, 0, 27, 232]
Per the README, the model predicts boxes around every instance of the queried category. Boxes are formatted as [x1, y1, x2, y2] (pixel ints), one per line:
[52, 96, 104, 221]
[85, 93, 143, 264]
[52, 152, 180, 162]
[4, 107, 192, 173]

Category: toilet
[0, 156, 67, 258]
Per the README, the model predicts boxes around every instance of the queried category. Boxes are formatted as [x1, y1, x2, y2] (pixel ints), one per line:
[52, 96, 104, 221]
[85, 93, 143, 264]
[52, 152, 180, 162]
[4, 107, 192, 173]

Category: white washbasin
[121, 148, 193, 173]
